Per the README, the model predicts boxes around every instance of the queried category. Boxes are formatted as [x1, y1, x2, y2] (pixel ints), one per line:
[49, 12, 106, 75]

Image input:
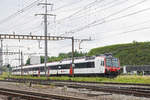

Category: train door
[48, 67, 50, 76]
[69, 65, 73, 76]
[100, 58, 105, 73]
[95, 57, 105, 73]
[38, 67, 40, 77]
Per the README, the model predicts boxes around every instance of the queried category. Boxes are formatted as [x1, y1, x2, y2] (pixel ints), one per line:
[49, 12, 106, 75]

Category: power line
[50, 0, 85, 12]
[84, 25, 150, 51]
[58, 0, 129, 36]
[92, 6, 150, 27]
[55, 0, 105, 24]
[89, 26, 150, 48]
[0, 3, 43, 32]
[65, 0, 147, 34]
[60, 0, 128, 22]
[0, 0, 44, 25]
[98, 26, 150, 42]
[91, 18, 150, 39]
[50, 0, 126, 28]
[5, 17, 41, 32]
[66, 4, 150, 36]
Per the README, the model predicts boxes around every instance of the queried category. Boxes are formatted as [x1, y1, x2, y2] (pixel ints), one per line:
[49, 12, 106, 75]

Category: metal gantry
[0, 40, 3, 66]
[0, 34, 70, 40]
[0, 34, 75, 76]
[0, 51, 24, 75]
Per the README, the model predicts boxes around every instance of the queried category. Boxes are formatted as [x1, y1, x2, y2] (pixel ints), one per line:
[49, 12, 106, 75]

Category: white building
[30, 56, 41, 65]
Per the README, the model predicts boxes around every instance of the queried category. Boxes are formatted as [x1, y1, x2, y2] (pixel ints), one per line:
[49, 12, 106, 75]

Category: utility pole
[0, 40, 3, 67]
[21, 51, 23, 76]
[35, 0, 56, 76]
[5, 45, 9, 65]
[71, 37, 75, 76]
[18, 49, 21, 66]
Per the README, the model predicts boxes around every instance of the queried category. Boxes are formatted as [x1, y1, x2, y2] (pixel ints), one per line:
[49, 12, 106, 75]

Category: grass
[8, 75, 110, 82]
[1, 73, 150, 84]
[0, 72, 9, 80]
[112, 75, 150, 84]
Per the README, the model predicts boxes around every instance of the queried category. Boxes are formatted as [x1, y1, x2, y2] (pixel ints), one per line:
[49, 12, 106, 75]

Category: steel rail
[65, 84, 150, 98]
[4, 78, 150, 86]
[0, 87, 86, 100]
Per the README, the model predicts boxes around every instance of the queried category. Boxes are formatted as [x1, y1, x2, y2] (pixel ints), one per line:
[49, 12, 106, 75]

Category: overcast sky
[0, 0, 150, 66]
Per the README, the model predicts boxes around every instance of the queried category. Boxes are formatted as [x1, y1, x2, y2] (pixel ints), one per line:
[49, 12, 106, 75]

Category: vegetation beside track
[108, 75, 150, 84]
[0, 72, 9, 80]
[1, 74, 150, 84]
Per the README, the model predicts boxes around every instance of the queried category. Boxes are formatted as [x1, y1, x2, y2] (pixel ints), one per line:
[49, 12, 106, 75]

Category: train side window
[29, 68, 32, 71]
[87, 62, 94, 68]
[50, 65, 60, 69]
[35, 67, 39, 71]
[61, 64, 70, 69]
[75, 63, 85, 68]
[101, 61, 104, 66]
[101, 61, 102, 66]
[75, 62, 94, 68]
[40, 67, 44, 72]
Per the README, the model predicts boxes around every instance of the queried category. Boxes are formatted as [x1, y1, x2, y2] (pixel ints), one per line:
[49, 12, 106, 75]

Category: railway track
[4, 77, 150, 86]
[0, 87, 86, 100]
[2, 78, 150, 98]
[66, 84, 150, 98]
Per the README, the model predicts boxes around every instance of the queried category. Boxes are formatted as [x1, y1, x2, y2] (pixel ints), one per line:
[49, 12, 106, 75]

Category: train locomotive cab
[104, 56, 120, 75]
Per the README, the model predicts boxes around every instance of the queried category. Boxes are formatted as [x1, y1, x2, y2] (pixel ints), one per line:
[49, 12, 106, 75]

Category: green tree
[25, 58, 30, 65]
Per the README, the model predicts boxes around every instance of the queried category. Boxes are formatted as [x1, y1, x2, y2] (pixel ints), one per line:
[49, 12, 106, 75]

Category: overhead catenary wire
[54, 0, 105, 24]
[91, 18, 150, 38]
[70, 6, 150, 34]
[6, 0, 89, 29]
[92, 6, 150, 27]
[100, 26, 150, 40]
[0, 0, 149, 36]
[0, 0, 45, 34]
[54, 0, 150, 52]
[49, 0, 85, 12]
[2, 12, 42, 32]
[91, 26, 150, 48]
[67, 0, 128, 21]
[1, 0, 125, 34]
[55, 0, 128, 24]
[0, 0, 44, 25]
[65, 0, 148, 34]
[84, 25, 150, 51]
[57, 0, 130, 36]
[51, 0, 126, 35]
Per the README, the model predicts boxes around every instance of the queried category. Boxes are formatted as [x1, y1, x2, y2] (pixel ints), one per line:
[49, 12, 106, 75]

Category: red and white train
[12, 54, 120, 76]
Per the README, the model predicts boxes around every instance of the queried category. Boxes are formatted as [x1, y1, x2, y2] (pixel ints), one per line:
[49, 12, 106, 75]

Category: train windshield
[106, 58, 119, 67]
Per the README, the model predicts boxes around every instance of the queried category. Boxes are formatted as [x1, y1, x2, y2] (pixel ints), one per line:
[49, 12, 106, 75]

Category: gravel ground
[0, 95, 7, 100]
[0, 82, 149, 100]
